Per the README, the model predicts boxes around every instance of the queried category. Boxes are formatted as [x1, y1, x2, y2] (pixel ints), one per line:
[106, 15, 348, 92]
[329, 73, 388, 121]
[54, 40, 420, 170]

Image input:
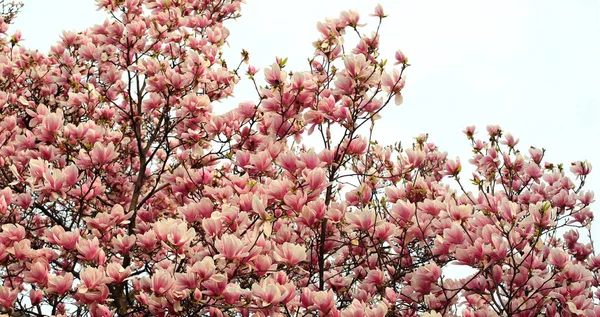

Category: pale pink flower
[411, 263, 441, 294]
[47, 273, 74, 294]
[346, 208, 377, 231]
[106, 263, 131, 283]
[394, 49, 407, 65]
[304, 168, 327, 192]
[264, 63, 286, 86]
[79, 267, 113, 292]
[366, 302, 388, 317]
[77, 237, 101, 261]
[190, 256, 216, 280]
[252, 255, 274, 276]
[333, 74, 355, 95]
[29, 289, 43, 306]
[215, 234, 250, 260]
[347, 137, 368, 155]
[40, 112, 63, 141]
[0, 286, 18, 309]
[111, 234, 136, 254]
[166, 221, 196, 248]
[311, 290, 335, 313]
[390, 199, 415, 224]
[202, 274, 228, 296]
[253, 282, 290, 307]
[202, 217, 223, 237]
[381, 69, 405, 105]
[344, 54, 373, 80]
[548, 248, 569, 269]
[0, 223, 26, 242]
[23, 259, 49, 285]
[90, 142, 118, 165]
[370, 4, 386, 18]
[570, 160, 592, 176]
[250, 150, 273, 172]
[222, 283, 243, 304]
[273, 242, 307, 266]
[152, 270, 175, 295]
[340, 10, 362, 28]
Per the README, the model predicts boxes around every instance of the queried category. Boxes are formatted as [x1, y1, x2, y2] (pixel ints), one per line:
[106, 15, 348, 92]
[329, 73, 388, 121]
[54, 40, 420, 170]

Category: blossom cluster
[0, 1, 597, 316]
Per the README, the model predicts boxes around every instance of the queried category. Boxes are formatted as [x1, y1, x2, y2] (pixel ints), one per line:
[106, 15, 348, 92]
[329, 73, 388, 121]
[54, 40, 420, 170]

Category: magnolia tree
[0, 1, 597, 316]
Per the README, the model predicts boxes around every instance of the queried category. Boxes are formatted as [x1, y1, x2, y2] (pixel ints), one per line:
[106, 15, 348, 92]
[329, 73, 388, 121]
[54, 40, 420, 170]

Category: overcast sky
[11, 1, 600, 248]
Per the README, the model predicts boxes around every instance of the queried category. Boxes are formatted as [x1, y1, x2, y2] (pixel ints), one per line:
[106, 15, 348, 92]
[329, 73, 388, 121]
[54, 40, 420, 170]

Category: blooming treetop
[0, 1, 597, 316]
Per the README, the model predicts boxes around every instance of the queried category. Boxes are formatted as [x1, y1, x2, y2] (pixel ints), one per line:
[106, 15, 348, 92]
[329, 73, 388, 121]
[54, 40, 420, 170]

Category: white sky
[11, 1, 600, 261]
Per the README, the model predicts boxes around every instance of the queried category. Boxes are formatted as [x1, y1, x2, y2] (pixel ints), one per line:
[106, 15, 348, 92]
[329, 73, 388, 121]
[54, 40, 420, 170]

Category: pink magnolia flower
[111, 234, 136, 254]
[215, 234, 250, 261]
[80, 267, 113, 291]
[251, 280, 290, 307]
[152, 270, 175, 296]
[0, 286, 18, 309]
[548, 248, 569, 269]
[90, 142, 118, 165]
[46, 225, 80, 250]
[29, 289, 43, 306]
[136, 230, 157, 250]
[411, 263, 441, 294]
[23, 259, 49, 285]
[250, 150, 273, 173]
[47, 273, 74, 294]
[0, 223, 26, 243]
[264, 63, 286, 86]
[370, 4, 386, 19]
[273, 242, 307, 266]
[202, 274, 228, 296]
[365, 302, 388, 317]
[394, 49, 407, 65]
[333, 73, 355, 95]
[311, 290, 335, 313]
[381, 69, 405, 105]
[106, 263, 131, 283]
[340, 10, 362, 28]
[190, 256, 216, 280]
[346, 208, 377, 232]
[343, 54, 373, 79]
[39, 112, 63, 142]
[153, 219, 196, 249]
[77, 237, 101, 261]
[570, 160, 592, 176]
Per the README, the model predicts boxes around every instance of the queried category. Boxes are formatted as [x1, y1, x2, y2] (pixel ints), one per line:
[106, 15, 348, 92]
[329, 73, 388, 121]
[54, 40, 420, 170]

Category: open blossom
[215, 234, 250, 260]
[78, 267, 113, 295]
[0, 224, 26, 243]
[251, 279, 291, 307]
[343, 54, 373, 79]
[571, 160, 592, 176]
[77, 237, 101, 261]
[264, 63, 286, 85]
[273, 242, 307, 266]
[152, 270, 175, 296]
[311, 291, 335, 313]
[90, 142, 118, 165]
[153, 219, 195, 249]
[346, 208, 377, 231]
[46, 226, 80, 250]
[0, 286, 18, 309]
[411, 263, 441, 294]
[381, 69, 406, 105]
[47, 273, 74, 294]
[23, 260, 49, 285]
